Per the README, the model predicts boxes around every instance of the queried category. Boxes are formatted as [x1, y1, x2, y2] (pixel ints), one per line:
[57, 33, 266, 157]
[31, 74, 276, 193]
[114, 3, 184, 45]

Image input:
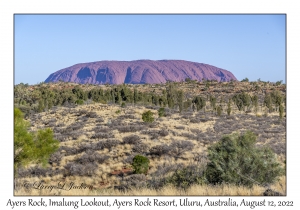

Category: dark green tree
[72, 86, 87, 100]
[142, 110, 154, 123]
[115, 88, 122, 104]
[241, 77, 249, 82]
[232, 92, 251, 111]
[120, 85, 133, 103]
[193, 96, 206, 111]
[132, 155, 150, 174]
[159, 90, 168, 107]
[271, 90, 283, 111]
[166, 82, 176, 109]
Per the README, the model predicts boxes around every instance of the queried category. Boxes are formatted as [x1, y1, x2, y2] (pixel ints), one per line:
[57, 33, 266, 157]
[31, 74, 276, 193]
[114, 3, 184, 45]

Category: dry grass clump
[132, 143, 149, 154]
[122, 135, 141, 145]
[14, 176, 286, 196]
[74, 150, 110, 165]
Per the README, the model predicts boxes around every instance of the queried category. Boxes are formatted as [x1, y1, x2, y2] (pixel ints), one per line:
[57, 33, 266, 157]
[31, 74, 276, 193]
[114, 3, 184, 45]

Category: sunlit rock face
[45, 60, 237, 84]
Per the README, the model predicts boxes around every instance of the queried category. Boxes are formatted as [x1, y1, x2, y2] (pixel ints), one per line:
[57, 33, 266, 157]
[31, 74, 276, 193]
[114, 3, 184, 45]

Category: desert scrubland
[14, 80, 286, 195]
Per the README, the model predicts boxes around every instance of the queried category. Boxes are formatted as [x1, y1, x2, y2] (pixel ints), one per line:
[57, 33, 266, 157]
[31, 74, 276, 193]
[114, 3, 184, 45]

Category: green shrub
[158, 107, 165, 117]
[121, 102, 126, 108]
[115, 110, 121, 114]
[75, 99, 84, 105]
[132, 155, 150, 174]
[205, 131, 283, 187]
[142, 110, 154, 123]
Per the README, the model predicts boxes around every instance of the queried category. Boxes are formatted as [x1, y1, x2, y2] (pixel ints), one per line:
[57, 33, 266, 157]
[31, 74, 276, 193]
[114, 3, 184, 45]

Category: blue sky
[14, 14, 286, 85]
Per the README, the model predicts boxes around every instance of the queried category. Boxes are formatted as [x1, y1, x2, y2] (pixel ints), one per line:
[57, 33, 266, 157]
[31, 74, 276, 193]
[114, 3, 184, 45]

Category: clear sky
[14, 14, 286, 85]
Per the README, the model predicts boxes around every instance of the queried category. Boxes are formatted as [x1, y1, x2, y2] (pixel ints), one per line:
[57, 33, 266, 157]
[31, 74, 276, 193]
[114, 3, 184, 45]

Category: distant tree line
[14, 81, 285, 118]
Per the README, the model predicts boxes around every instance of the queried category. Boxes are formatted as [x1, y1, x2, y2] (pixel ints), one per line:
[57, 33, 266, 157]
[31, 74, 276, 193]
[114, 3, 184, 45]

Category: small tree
[264, 93, 273, 113]
[14, 108, 59, 174]
[279, 104, 284, 119]
[275, 80, 283, 86]
[271, 90, 283, 111]
[205, 131, 283, 187]
[192, 96, 206, 111]
[233, 92, 251, 112]
[177, 90, 184, 112]
[227, 100, 232, 116]
[142, 110, 154, 123]
[209, 95, 216, 111]
[252, 95, 258, 114]
[158, 107, 166, 117]
[132, 155, 150, 174]
[241, 77, 249, 82]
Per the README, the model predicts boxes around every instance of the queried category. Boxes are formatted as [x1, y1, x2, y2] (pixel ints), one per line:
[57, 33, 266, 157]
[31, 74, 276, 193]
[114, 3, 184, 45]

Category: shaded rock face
[45, 60, 237, 84]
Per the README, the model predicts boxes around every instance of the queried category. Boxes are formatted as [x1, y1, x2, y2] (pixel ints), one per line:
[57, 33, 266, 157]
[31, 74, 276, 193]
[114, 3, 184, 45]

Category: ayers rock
[45, 60, 237, 84]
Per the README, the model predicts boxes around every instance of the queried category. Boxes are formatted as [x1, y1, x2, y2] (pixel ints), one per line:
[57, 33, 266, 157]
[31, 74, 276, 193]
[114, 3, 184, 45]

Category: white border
[1, 0, 299, 209]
